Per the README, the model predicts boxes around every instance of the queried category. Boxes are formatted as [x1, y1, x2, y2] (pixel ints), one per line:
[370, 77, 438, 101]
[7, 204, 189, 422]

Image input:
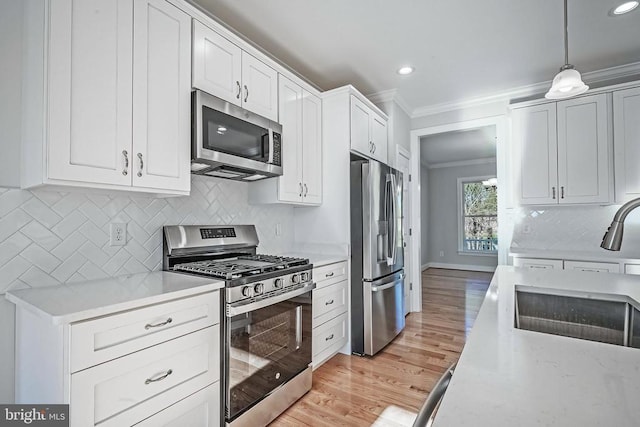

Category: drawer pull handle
[325, 299, 334, 305]
[325, 334, 334, 341]
[145, 369, 173, 385]
[325, 272, 334, 278]
[145, 317, 173, 330]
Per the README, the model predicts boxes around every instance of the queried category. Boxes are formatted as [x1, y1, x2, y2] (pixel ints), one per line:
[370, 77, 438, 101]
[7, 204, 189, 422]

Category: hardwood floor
[270, 268, 493, 426]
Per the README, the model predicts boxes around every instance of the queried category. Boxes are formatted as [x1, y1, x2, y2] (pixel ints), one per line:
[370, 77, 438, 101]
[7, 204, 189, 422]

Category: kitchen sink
[515, 287, 640, 348]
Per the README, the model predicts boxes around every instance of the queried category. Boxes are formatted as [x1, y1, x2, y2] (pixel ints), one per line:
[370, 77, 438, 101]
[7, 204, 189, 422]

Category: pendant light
[545, 0, 589, 99]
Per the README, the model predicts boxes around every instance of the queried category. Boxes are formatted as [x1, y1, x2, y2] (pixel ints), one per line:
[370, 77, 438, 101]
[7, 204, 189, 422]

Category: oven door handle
[226, 282, 316, 317]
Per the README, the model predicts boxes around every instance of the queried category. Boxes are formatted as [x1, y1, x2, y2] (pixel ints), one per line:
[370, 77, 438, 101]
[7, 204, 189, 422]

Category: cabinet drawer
[134, 383, 220, 427]
[625, 264, 640, 275]
[564, 260, 620, 273]
[70, 291, 219, 372]
[314, 261, 347, 288]
[513, 258, 563, 270]
[313, 280, 348, 328]
[71, 326, 219, 427]
[312, 312, 348, 365]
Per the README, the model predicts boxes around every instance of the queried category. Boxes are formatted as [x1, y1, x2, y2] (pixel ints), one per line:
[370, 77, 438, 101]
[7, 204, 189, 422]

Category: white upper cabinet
[249, 75, 322, 205]
[512, 93, 611, 205]
[349, 95, 388, 163]
[28, 0, 191, 195]
[614, 86, 640, 202]
[132, 0, 191, 192]
[192, 20, 278, 122]
[48, 0, 133, 187]
[192, 20, 242, 106]
[512, 103, 558, 205]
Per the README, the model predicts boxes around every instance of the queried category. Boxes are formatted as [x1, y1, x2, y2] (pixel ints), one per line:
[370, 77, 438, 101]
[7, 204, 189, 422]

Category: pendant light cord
[564, 0, 569, 65]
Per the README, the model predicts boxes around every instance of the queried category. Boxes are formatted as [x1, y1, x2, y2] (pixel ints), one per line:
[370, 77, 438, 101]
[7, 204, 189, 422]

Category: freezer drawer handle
[325, 334, 334, 341]
[325, 299, 334, 306]
[145, 369, 173, 385]
[145, 317, 173, 330]
[371, 281, 400, 292]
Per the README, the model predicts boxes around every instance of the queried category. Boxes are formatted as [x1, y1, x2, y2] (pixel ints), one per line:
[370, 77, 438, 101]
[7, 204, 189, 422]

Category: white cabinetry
[513, 258, 563, 270]
[350, 95, 388, 163]
[613, 86, 640, 202]
[312, 261, 349, 368]
[12, 289, 221, 427]
[512, 93, 612, 205]
[513, 256, 621, 274]
[192, 20, 278, 122]
[249, 75, 322, 205]
[563, 260, 620, 273]
[25, 0, 191, 195]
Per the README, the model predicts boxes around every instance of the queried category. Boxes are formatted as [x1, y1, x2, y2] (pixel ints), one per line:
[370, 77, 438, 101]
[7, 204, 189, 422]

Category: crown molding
[367, 89, 413, 117]
[411, 61, 640, 119]
[427, 157, 496, 170]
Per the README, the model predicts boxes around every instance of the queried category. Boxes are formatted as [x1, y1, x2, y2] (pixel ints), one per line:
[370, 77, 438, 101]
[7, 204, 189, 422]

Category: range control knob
[241, 286, 251, 297]
[254, 283, 264, 294]
[301, 272, 309, 282]
[274, 278, 284, 289]
[291, 274, 300, 284]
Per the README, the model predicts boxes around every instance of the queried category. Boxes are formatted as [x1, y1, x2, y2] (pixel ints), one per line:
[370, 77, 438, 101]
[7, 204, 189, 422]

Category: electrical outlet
[110, 223, 127, 246]
[439, 250, 444, 257]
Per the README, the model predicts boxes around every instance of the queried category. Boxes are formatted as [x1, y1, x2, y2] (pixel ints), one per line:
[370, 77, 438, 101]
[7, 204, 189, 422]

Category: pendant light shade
[545, 0, 588, 100]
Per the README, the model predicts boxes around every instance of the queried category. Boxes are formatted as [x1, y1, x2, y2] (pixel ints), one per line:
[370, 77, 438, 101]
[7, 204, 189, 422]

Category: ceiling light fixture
[545, 0, 589, 100]
[611, 1, 639, 15]
[397, 66, 414, 75]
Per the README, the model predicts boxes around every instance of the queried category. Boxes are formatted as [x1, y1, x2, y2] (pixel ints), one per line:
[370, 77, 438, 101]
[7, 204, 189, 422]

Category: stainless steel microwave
[191, 90, 283, 181]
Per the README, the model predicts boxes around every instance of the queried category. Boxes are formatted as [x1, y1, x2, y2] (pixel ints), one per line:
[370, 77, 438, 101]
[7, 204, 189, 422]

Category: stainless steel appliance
[191, 90, 283, 181]
[163, 225, 313, 427]
[350, 157, 405, 356]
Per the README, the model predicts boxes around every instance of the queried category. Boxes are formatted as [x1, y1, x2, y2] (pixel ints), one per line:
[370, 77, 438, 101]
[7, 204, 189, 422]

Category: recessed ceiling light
[397, 66, 414, 75]
[611, 1, 639, 15]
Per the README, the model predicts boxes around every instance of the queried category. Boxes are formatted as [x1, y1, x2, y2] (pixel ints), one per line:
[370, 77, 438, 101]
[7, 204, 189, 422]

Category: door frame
[409, 115, 508, 312]
[396, 145, 414, 313]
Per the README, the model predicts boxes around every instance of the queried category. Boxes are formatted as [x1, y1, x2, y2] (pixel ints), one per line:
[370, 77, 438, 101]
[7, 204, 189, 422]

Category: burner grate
[173, 254, 308, 280]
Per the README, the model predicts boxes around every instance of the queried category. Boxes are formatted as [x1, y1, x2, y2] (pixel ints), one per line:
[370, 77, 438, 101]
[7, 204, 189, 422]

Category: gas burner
[172, 254, 309, 280]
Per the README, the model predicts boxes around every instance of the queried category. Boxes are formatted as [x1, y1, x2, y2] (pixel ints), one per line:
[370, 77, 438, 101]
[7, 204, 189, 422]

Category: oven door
[225, 289, 312, 422]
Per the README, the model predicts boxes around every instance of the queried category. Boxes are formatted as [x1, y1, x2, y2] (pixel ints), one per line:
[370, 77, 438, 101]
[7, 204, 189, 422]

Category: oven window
[202, 106, 270, 162]
[227, 292, 312, 420]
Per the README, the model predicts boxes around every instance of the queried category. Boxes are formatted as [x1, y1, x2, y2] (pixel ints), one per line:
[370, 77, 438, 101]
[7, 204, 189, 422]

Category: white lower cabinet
[513, 257, 563, 270]
[563, 260, 620, 273]
[311, 261, 349, 368]
[135, 384, 220, 427]
[514, 257, 623, 274]
[14, 290, 221, 427]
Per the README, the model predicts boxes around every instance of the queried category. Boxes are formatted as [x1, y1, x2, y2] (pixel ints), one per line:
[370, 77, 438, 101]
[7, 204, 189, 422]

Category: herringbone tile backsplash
[0, 176, 294, 294]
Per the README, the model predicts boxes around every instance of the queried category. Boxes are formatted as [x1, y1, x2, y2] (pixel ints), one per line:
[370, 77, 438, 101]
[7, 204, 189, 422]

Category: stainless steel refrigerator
[350, 156, 405, 356]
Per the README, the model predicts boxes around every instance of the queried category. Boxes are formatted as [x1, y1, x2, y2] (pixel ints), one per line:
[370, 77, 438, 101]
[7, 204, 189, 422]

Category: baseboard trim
[424, 262, 496, 273]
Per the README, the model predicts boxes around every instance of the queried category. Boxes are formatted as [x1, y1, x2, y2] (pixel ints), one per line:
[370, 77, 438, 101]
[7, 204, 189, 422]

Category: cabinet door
[614, 87, 640, 202]
[350, 95, 372, 157]
[277, 75, 304, 203]
[132, 0, 191, 193]
[557, 93, 610, 204]
[370, 111, 388, 163]
[241, 52, 278, 121]
[302, 90, 323, 204]
[513, 257, 563, 270]
[48, 0, 133, 186]
[512, 104, 558, 205]
[192, 20, 242, 106]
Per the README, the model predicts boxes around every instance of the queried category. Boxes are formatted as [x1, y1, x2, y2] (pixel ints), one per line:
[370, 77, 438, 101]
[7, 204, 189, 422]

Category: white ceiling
[421, 127, 496, 166]
[191, 0, 640, 113]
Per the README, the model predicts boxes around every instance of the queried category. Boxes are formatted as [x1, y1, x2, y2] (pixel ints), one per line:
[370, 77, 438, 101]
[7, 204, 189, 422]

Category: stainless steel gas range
[162, 225, 314, 427]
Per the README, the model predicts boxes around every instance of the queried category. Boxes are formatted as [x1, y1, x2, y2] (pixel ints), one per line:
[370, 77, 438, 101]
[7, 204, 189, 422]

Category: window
[458, 177, 498, 254]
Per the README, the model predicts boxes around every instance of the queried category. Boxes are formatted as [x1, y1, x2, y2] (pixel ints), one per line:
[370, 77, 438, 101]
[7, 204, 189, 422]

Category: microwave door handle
[268, 129, 274, 164]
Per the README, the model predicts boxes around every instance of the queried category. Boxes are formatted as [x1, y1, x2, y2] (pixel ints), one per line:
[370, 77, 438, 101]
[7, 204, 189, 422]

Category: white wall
[427, 162, 498, 269]
[376, 100, 411, 168]
[420, 164, 429, 267]
[0, 175, 295, 402]
[0, 0, 23, 188]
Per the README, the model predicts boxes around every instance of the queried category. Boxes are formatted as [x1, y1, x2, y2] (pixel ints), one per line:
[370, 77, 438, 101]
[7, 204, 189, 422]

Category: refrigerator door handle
[390, 173, 398, 265]
[385, 174, 394, 266]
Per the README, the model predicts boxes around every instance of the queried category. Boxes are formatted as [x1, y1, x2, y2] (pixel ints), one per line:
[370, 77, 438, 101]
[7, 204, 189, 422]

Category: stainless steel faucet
[601, 197, 640, 251]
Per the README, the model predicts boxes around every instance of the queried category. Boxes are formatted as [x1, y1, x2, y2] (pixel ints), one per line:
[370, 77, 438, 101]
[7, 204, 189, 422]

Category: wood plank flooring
[270, 268, 493, 426]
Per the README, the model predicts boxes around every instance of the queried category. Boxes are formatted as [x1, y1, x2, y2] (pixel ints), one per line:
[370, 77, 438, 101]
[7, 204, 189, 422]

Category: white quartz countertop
[433, 266, 640, 427]
[5, 271, 224, 325]
[509, 247, 640, 264]
[278, 252, 348, 268]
